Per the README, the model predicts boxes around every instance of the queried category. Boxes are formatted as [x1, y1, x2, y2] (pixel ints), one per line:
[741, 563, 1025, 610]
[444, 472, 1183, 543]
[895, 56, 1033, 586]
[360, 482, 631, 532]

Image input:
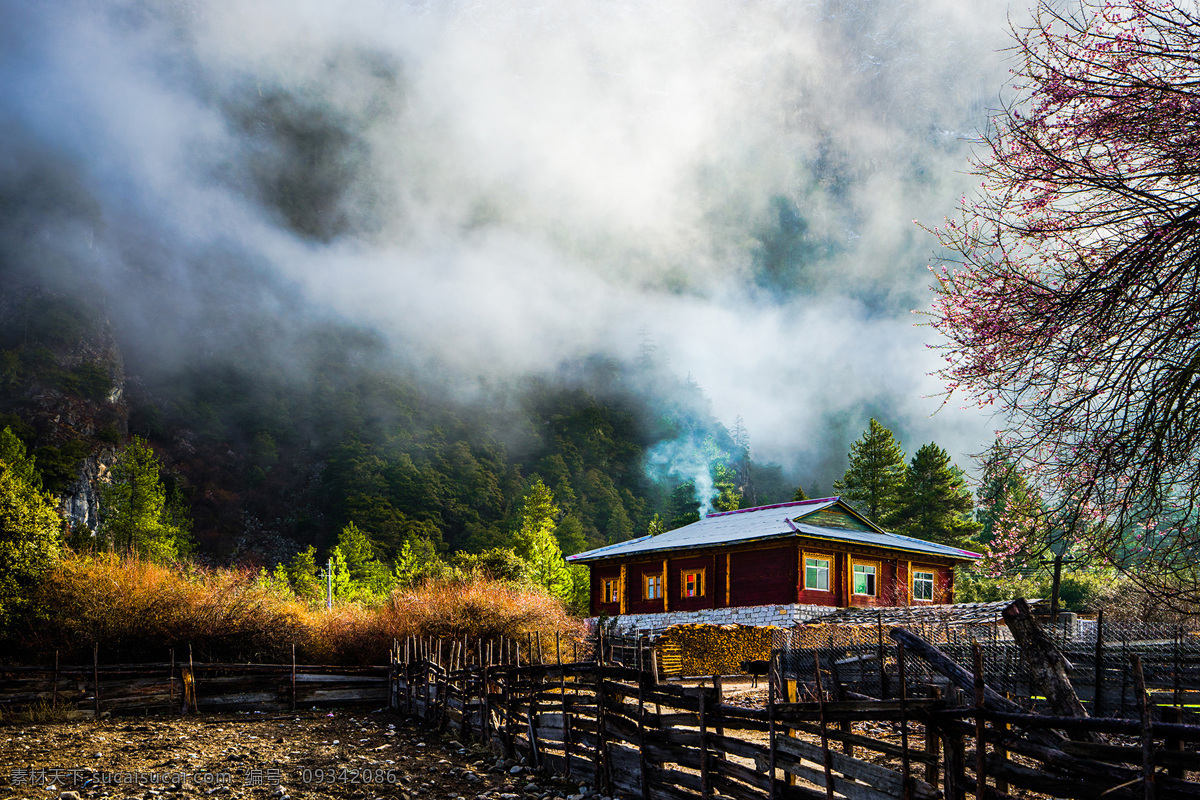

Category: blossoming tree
[931, 0, 1200, 606]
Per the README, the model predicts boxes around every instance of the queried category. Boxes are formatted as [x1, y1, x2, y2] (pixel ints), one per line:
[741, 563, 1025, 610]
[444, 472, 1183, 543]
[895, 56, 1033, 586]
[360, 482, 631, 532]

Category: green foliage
[834, 419, 905, 523]
[34, 439, 90, 495]
[0, 449, 62, 627]
[666, 482, 701, 529]
[513, 480, 571, 601]
[892, 443, 982, 548]
[792, 485, 808, 502]
[0, 428, 41, 492]
[705, 437, 741, 512]
[393, 536, 449, 589]
[100, 437, 191, 560]
[452, 547, 531, 583]
[334, 522, 392, 596]
[976, 440, 1034, 544]
[50, 362, 113, 402]
[287, 545, 322, 598]
[646, 513, 665, 537]
[955, 565, 1120, 612]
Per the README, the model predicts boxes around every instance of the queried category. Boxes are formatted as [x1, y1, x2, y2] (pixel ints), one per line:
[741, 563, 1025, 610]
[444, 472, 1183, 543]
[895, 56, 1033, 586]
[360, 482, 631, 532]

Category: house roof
[566, 497, 982, 564]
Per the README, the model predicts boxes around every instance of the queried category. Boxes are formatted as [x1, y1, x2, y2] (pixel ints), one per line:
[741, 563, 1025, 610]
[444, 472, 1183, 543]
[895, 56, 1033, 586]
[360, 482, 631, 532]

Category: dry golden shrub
[15, 553, 310, 663]
[5, 555, 582, 666]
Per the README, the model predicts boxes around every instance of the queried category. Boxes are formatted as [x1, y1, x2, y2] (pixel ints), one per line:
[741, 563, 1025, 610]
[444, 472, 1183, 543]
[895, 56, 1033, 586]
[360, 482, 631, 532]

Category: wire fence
[774, 606, 1200, 720]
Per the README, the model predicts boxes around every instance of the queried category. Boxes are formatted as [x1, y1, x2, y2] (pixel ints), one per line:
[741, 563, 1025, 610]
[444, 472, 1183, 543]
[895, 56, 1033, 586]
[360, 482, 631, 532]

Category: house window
[804, 556, 831, 591]
[602, 578, 620, 604]
[644, 572, 663, 600]
[852, 562, 877, 596]
[912, 570, 935, 602]
[681, 569, 705, 598]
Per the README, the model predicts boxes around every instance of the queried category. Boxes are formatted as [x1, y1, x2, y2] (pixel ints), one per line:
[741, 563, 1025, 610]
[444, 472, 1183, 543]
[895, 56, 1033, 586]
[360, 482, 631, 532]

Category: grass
[3, 553, 582, 666]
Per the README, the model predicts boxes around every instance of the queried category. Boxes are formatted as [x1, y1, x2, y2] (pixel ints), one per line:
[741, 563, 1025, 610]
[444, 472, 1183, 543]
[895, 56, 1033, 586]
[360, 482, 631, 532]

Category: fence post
[292, 643, 298, 712]
[925, 687, 941, 789]
[943, 687, 967, 800]
[899, 641, 911, 800]
[1162, 705, 1183, 780]
[972, 642, 986, 800]
[93, 643, 100, 721]
[1174, 627, 1183, 710]
[503, 666, 515, 759]
[813, 651, 834, 800]
[168, 649, 174, 715]
[1133, 655, 1154, 800]
[598, 656, 611, 795]
[878, 610, 889, 699]
[637, 670, 649, 800]
[699, 686, 710, 798]
[1094, 609, 1106, 718]
[560, 637, 573, 780]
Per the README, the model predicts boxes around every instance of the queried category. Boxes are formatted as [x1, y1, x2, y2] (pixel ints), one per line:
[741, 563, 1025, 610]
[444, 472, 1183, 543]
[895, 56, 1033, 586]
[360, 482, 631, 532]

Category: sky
[0, 0, 1022, 487]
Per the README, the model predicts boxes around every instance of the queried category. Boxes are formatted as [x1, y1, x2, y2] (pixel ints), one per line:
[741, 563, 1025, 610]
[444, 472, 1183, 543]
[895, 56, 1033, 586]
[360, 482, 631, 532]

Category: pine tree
[833, 419, 905, 523]
[792, 485, 808, 502]
[893, 443, 982, 548]
[101, 437, 190, 560]
[513, 480, 571, 600]
[336, 522, 392, 594]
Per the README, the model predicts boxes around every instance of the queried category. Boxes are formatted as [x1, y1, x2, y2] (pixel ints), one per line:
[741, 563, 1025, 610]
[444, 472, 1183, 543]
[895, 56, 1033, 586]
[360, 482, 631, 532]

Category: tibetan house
[568, 497, 980, 618]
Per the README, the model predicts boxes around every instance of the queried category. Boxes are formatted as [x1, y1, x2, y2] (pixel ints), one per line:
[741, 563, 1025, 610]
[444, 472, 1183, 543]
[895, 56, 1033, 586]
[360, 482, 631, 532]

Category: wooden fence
[0, 660, 388, 717]
[393, 630, 1200, 800]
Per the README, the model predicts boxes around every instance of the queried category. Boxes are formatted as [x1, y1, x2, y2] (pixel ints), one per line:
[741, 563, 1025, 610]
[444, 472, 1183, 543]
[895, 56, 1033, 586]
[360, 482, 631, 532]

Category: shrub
[1, 554, 582, 667]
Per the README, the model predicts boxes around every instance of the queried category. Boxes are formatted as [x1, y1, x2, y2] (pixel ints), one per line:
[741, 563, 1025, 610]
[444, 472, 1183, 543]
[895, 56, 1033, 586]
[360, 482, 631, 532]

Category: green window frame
[804, 557, 831, 592]
[852, 563, 877, 596]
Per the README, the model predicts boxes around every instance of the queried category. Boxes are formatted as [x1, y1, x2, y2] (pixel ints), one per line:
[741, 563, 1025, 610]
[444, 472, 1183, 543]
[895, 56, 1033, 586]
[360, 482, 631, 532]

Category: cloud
[0, 0, 1020, 482]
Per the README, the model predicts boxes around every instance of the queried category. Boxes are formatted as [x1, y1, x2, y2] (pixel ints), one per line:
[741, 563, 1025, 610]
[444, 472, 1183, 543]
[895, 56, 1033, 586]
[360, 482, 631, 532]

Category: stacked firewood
[657, 623, 778, 676]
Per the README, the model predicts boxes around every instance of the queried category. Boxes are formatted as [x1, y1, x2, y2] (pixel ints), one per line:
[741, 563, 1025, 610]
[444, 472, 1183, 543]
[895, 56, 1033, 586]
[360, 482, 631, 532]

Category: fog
[0, 0, 1019, 485]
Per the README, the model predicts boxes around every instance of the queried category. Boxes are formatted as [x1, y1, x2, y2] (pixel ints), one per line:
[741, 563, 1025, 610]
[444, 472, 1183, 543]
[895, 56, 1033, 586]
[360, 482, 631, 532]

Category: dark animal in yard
[741, 659, 769, 688]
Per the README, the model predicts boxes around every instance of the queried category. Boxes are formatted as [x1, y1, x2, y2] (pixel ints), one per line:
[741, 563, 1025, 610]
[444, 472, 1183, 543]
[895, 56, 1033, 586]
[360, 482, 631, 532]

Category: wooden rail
[0, 662, 388, 717]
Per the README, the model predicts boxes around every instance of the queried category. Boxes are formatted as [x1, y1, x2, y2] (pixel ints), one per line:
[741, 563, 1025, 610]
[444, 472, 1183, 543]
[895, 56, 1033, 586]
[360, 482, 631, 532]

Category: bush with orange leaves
[1, 553, 582, 666]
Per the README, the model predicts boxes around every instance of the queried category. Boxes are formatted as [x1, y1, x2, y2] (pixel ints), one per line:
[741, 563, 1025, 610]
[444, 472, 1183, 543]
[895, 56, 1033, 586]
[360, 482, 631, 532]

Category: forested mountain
[0, 283, 797, 568]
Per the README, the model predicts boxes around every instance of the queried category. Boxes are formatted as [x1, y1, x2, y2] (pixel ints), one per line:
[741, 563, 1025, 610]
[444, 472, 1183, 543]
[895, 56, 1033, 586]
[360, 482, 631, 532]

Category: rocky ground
[0, 711, 614, 800]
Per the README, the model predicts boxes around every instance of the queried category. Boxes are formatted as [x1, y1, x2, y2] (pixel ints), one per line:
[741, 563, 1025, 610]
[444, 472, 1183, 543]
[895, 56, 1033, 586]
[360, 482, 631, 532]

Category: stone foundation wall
[595, 603, 835, 635]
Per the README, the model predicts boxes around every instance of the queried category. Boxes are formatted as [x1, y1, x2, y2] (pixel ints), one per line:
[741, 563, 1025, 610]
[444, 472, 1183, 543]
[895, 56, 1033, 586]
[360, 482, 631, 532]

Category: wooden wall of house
[625, 558, 667, 615]
[667, 553, 717, 612]
[590, 563, 622, 616]
[728, 543, 797, 607]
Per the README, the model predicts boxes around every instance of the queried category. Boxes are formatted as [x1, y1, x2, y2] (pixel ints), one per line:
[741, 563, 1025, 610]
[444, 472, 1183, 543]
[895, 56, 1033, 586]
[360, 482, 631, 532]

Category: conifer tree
[101, 437, 190, 560]
[336, 522, 392, 594]
[893, 443, 982, 548]
[833, 419, 905, 523]
[513, 479, 571, 600]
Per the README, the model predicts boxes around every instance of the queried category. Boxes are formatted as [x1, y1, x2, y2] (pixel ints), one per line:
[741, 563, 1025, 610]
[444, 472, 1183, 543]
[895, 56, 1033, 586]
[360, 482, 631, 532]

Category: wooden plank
[774, 756, 904, 800]
[775, 735, 938, 800]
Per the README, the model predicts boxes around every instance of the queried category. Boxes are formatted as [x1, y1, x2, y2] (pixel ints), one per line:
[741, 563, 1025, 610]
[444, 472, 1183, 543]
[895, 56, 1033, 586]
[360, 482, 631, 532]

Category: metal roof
[566, 497, 981, 564]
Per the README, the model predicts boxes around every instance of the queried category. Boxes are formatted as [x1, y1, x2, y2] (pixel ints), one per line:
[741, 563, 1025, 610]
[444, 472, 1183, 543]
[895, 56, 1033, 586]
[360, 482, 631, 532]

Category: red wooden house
[567, 498, 980, 618]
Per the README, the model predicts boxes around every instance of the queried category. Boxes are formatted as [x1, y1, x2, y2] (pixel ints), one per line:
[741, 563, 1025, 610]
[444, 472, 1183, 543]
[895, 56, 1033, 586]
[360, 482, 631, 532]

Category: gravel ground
[0, 712, 613, 800]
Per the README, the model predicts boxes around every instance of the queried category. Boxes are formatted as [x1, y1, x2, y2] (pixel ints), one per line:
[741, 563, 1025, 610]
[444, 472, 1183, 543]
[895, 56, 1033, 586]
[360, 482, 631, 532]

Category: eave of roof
[566, 497, 982, 564]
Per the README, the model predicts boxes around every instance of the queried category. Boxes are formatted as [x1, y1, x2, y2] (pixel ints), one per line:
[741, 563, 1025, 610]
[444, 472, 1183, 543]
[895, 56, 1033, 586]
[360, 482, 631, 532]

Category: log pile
[656, 623, 777, 677]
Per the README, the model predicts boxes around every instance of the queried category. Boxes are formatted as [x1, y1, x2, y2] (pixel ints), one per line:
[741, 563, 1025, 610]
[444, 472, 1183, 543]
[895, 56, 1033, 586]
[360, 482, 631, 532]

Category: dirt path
[0, 712, 600, 800]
